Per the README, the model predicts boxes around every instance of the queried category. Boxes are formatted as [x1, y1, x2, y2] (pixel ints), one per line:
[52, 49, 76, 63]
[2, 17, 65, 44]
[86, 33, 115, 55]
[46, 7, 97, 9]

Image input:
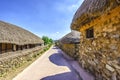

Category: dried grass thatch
[0, 21, 44, 45]
[60, 30, 80, 44]
[71, 0, 120, 30]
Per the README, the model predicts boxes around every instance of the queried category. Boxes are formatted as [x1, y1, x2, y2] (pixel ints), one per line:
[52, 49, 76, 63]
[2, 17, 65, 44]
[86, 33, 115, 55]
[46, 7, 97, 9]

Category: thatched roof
[71, 0, 120, 30]
[0, 21, 44, 45]
[60, 30, 80, 44]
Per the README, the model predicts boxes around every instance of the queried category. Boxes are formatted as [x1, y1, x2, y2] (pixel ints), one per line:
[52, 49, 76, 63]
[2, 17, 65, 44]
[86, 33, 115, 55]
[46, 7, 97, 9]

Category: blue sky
[0, 0, 83, 40]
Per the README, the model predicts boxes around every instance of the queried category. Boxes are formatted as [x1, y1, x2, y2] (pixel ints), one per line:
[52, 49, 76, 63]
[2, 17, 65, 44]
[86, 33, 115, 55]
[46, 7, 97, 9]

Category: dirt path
[13, 46, 94, 80]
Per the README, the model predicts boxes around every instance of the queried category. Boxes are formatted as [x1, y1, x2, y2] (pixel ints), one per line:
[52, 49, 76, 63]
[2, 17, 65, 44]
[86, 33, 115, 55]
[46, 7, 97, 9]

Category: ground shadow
[41, 72, 81, 80]
[49, 53, 67, 66]
[41, 51, 82, 80]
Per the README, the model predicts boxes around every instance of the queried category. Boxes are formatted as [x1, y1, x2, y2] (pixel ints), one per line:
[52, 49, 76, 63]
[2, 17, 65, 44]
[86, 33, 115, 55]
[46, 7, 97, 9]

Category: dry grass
[60, 30, 80, 44]
[0, 21, 44, 45]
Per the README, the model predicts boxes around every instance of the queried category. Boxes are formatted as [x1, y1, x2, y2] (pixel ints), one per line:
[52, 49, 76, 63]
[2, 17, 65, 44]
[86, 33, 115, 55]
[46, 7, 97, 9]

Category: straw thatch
[71, 0, 120, 30]
[60, 30, 80, 44]
[0, 21, 44, 45]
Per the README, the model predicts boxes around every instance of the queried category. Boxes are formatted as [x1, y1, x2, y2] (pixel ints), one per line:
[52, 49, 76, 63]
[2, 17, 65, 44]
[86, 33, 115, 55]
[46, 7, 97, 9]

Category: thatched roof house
[71, 0, 120, 30]
[0, 21, 44, 53]
[59, 30, 80, 59]
[70, 0, 120, 79]
[0, 21, 43, 45]
[60, 30, 80, 44]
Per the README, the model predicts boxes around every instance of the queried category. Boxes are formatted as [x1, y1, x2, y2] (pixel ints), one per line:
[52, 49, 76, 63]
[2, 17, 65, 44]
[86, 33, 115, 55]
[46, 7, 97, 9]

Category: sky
[0, 0, 84, 40]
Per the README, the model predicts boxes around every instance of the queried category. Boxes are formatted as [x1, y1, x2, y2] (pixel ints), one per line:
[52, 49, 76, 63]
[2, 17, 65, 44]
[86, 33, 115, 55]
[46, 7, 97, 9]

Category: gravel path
[13, 46, 94, 80]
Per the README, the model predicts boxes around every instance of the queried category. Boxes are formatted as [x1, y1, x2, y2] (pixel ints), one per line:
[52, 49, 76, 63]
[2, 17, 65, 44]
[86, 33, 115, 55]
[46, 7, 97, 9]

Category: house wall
[1, 44, 6, 53]
[0, 43, 13, 53]
[78, 6, 120, 80]
[0, 43, 43, 54]
[7, 44, 13, 52]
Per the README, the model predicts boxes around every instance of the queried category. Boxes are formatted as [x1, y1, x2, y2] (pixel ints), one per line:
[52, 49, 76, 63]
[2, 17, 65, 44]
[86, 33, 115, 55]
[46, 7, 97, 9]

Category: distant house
[71, 0, 120, 80]
[0, 21, 44, 54]
[60, 30, 80, 60]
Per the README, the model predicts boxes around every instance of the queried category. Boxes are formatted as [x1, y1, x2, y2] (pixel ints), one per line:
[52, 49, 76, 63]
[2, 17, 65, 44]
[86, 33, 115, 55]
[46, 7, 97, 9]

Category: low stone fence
[59, 43, 80, 60]
[0, 46, 48, 77]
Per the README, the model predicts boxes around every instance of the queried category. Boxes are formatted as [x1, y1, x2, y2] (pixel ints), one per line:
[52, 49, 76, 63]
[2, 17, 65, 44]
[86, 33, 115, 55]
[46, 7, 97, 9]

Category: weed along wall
[70, 0, 120, 80]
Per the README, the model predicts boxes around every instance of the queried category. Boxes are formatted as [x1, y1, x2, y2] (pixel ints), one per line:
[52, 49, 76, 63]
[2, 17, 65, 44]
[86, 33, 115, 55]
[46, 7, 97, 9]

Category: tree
[49, 38, 53, 44]
[42, 36, 53, 45]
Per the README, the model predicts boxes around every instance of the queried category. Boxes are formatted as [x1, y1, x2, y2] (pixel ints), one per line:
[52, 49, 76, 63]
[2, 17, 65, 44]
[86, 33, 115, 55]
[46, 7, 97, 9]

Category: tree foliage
[42, 36, 53, 45]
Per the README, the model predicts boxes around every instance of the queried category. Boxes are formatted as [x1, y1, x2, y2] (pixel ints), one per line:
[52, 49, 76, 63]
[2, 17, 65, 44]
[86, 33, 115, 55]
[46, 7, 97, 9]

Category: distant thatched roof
[60, 30, 80, 44]
[71, 0, 120, 30]
[0, 21, 44, 45]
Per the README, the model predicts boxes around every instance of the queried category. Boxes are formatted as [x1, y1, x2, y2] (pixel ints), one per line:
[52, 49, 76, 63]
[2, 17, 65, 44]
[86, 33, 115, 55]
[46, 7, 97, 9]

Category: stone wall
[60, 43, 80, 60]
[78, 6, 120, 80]
[0, 46, 46, 77]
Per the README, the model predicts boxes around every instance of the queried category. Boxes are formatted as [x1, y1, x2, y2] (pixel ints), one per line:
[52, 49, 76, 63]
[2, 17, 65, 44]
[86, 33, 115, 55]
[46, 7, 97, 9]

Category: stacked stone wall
[78, 6, 120, 80]
[0, 46, 46, 77]
[60, 43, 80, 60]
[61, 44, 75, 57]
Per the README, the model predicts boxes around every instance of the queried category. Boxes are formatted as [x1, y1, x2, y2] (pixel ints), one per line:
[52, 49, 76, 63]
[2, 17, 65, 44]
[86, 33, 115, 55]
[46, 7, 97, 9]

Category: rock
[103, 33, 107, 37]
[111, 34, 119, 38]
[113, 64, 120, 69]
[106, 64, 115, 72]
[117, 57, 120, 64]
[94, 59, 99, 64]
[92, 41, 96, 46]
[88, 47, 92, 51]
[109, 45, 117, 50]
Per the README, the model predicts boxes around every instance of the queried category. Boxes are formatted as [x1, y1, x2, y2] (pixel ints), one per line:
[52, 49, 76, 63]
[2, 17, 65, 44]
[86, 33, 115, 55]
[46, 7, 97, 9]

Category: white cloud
[38, 0, 84, 40]
[56, 32, 60, 34]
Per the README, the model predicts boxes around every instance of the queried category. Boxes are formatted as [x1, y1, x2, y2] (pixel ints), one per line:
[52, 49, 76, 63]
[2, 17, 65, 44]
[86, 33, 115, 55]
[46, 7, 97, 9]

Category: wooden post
[12, 44, 14, 51]
[5, 43, 7, 52]
[16, 45, 18, 51]
[12, 44, 13, 51]
[29, 44, 31, 48]
[25, 45, 28, 49]
[12, 44, 16, 51]
[0, 43, 2, 54]
[30, 44, 32, 48]
[20, 46, 23, 50]
[26, 45, 28, 49]
[25, 45, 27, 49]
